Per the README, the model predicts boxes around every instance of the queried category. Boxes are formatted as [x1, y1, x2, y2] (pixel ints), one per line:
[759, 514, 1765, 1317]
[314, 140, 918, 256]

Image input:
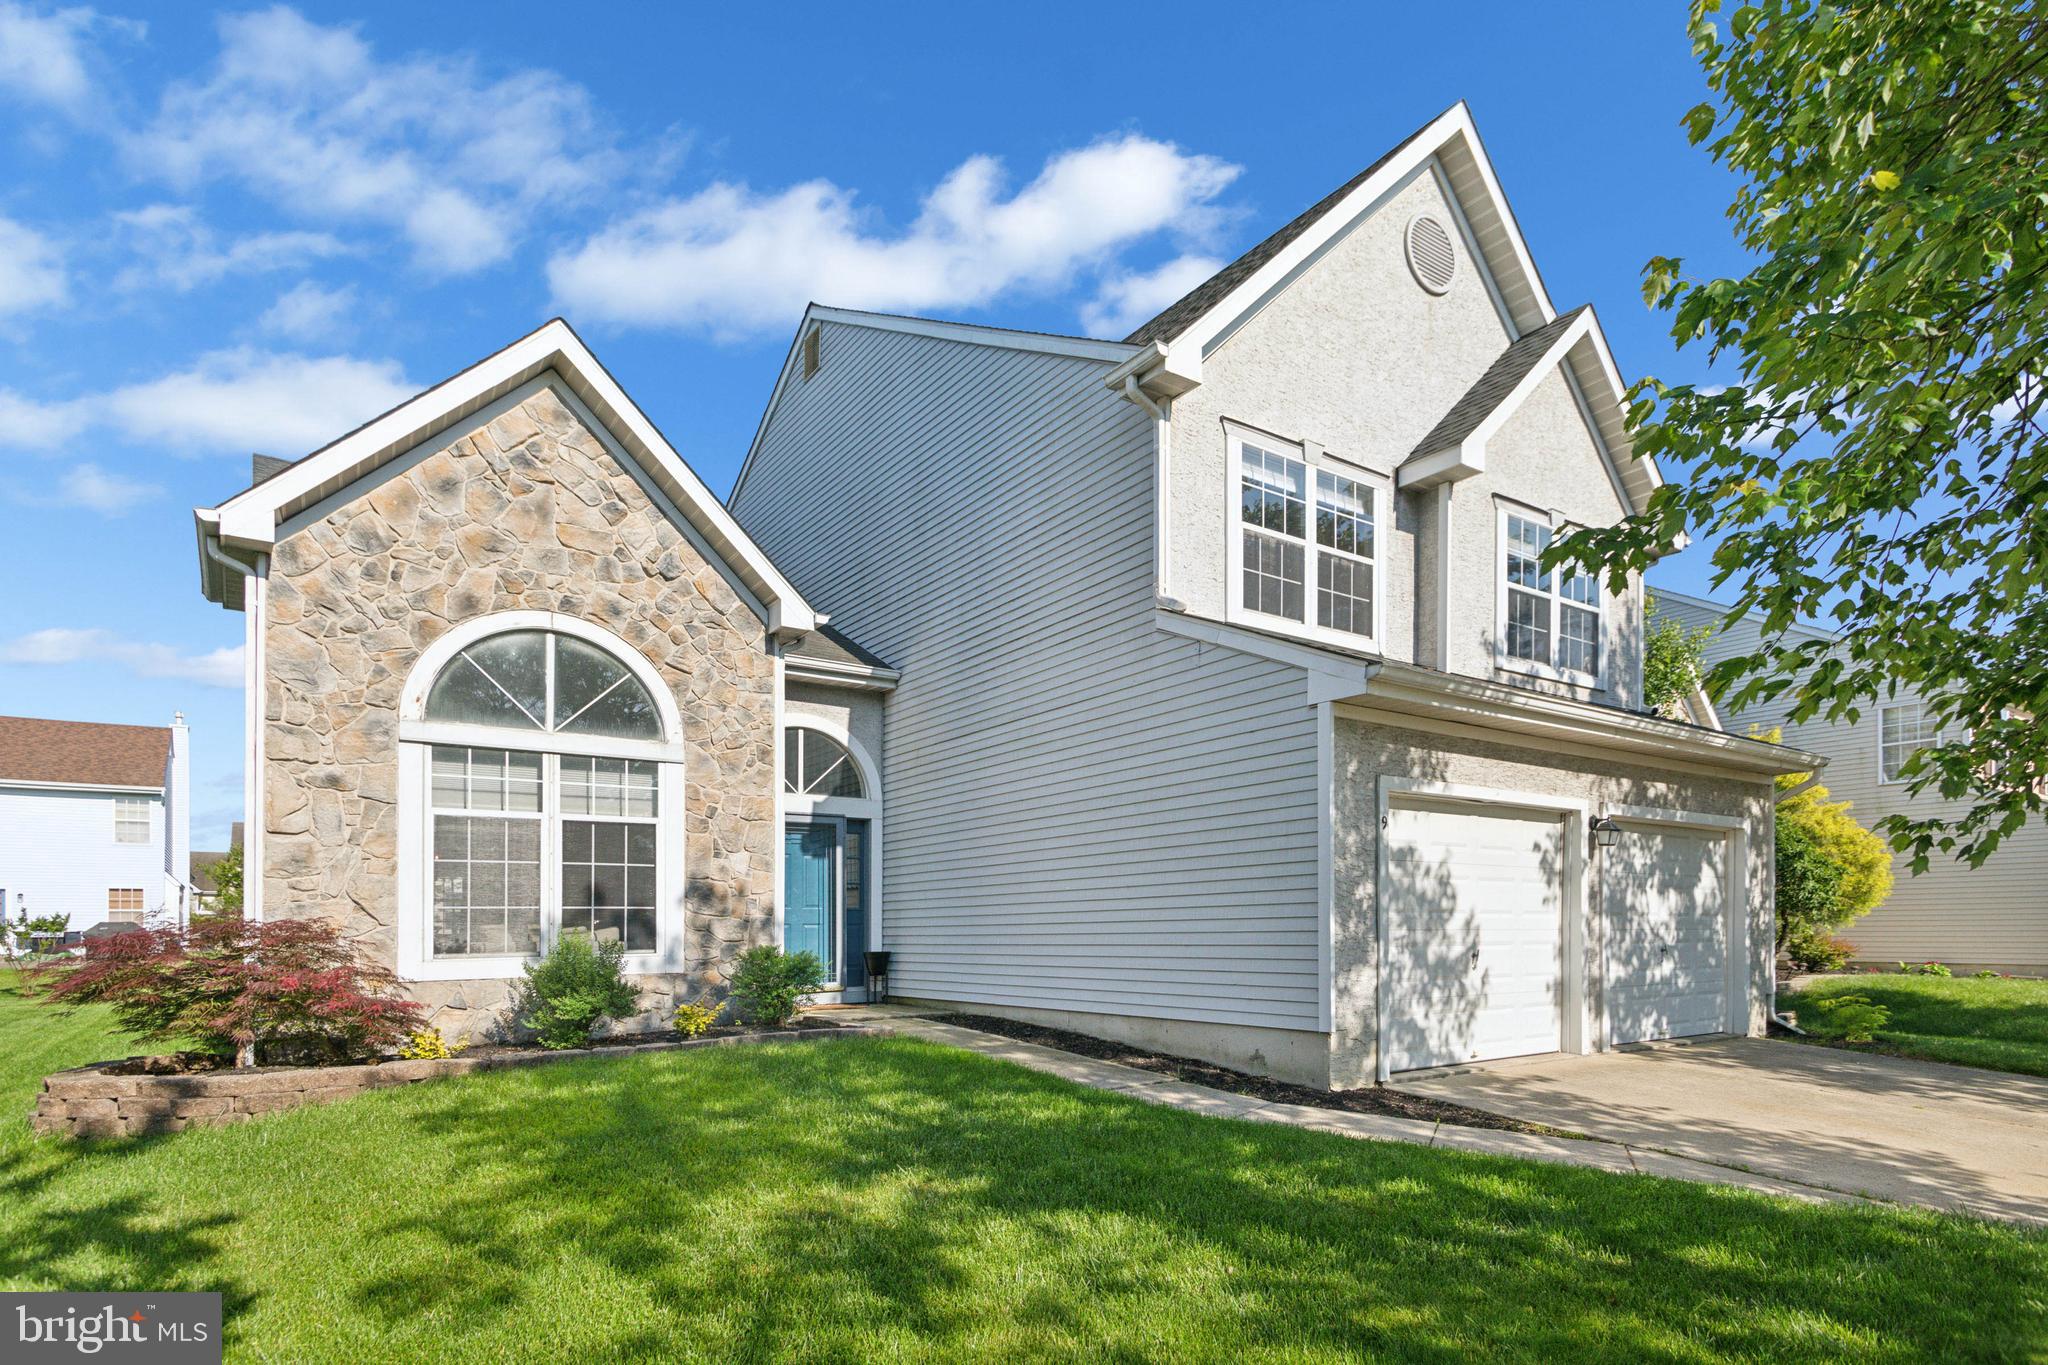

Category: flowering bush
[32, 916, 426, 1067]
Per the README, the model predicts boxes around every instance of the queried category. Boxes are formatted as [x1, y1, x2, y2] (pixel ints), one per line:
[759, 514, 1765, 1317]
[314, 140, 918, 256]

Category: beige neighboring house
[194, 103, 1824, 1083]
[1657, 589, 2048, 975]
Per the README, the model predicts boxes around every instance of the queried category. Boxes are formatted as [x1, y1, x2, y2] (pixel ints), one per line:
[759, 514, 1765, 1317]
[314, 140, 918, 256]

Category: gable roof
[1409, 306, 1589, 458]
[195, 319, 819, 635]
[1123, 109, 1447, 348]
[0, 715, 169, 790]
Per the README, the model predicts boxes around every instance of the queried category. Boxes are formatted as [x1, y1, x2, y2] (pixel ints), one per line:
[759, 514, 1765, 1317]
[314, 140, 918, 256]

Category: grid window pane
[1243, 530, 1305, 621]
[1506, 515, 1552, 592]
[1880, 702, 1941, 781]
[562, 755, 659, 817]
[560, 817, 657, 952]
[1317, 552, 1374, 636]
[114, 797, 151, 844]
[1239, 446, 1307, 540]
[1559, 603, 1600, 676]
[431, 813, 543, 957]
[1506, 588, 1551, 663]
[1315, 471, 1374, 560]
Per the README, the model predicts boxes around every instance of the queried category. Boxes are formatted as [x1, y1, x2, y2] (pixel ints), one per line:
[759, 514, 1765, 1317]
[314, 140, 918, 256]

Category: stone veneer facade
[261, 384, 778, 1039]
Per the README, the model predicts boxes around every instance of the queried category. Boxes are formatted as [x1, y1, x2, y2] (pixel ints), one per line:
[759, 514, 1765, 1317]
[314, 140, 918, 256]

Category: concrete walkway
[823, 1006, 1888, 1214]
[1393, 1036, 2048, 1226]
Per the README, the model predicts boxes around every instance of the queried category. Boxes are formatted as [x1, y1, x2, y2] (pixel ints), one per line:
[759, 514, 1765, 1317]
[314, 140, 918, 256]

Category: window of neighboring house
[418, 627, 671, 962]
[1499, 506, 1602, 684]
[114, 797, 150, 844]
[106, 888, 145, 923]
[1230, 429, 1384, 648]
[1879, 700, 1943, 783]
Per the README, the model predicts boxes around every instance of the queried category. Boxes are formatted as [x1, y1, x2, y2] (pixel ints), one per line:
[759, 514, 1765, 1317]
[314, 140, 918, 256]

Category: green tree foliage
[1642, 593, 1715, 715]
[208, 843, 244, 916]
[1561, 1, 2048, 869]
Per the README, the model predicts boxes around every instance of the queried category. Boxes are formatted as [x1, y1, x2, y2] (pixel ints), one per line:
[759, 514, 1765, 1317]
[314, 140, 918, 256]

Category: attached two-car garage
[1377, 789, 1742, 1076]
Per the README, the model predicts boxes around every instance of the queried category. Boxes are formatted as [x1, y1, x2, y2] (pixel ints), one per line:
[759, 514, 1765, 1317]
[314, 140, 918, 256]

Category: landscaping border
[32, 1025, 892, 1139]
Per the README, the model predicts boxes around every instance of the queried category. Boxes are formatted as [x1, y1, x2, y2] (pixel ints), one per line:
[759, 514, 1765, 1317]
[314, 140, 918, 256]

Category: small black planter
[862, 951, 892, 1003]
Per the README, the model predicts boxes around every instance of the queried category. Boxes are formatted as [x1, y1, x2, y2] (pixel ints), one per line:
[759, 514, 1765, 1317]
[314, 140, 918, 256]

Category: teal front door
[784, 823, 837, 974]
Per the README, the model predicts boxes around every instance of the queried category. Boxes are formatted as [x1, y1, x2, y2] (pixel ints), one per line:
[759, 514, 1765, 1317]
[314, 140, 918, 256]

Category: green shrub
[1775, 818, 1847, 951]
[1897, 960, 1953, 977]
[514, 934, 640, 1049]
[1811, 993, 1890, 1043]
[673, 1000, 724, 1038]
[1782, 927, 1855, 972]
[729, 945, 825, 1027]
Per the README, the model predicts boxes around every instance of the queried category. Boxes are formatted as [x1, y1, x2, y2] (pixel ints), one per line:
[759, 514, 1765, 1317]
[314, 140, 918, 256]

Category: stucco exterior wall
[260, 381, 778, 1038]
[1328, 714, 1774, 1088]
[1165, 167, 1644, 707]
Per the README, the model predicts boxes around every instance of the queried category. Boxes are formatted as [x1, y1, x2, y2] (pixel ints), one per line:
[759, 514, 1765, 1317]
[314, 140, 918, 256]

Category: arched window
[783, 727, 865, 799]
[402, 621, 677, 974]
[426, 629, 662, 739]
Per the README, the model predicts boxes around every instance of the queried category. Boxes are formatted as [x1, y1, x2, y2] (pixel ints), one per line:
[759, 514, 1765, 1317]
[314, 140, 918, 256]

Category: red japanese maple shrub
[33, 916, 426, 1067]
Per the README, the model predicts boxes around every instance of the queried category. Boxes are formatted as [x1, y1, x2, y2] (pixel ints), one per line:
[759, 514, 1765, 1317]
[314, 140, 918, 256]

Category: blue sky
[0, 2, 1750, 846]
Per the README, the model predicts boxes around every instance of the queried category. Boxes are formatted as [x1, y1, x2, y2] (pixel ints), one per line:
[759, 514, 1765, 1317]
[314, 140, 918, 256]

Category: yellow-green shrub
[398, 1027, 465, 1060]
[1755, 727, 1894, 953]
[673, 1000, 724, 1038]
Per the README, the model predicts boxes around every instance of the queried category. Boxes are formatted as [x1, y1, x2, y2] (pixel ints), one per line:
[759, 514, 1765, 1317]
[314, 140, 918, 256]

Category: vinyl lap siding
[734, 322, 1323, 1028]
[1658, 591, 2048, 968]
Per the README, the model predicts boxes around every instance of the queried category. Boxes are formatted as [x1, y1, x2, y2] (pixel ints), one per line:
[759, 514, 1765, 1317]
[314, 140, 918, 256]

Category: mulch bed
[939, 1013, 1578, 1137]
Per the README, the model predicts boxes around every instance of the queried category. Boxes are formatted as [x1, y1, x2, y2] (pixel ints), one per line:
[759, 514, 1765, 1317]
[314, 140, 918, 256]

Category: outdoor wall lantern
[1590, 815, 1622, 851]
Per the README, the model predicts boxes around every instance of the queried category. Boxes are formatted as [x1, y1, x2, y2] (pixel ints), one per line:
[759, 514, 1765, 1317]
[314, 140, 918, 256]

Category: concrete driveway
[1393, 1037, 2048, 1224]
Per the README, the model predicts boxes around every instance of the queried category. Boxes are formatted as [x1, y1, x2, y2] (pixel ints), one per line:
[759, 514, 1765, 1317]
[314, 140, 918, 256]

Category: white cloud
[128, 6, 644, 275]
[0, 215, 67, 316]
[1080, 254, 1223, 338]
[112, 204, 347, 292]
[0, 2, 138, 114]
[548, 135, 1240, 336]
[18, 461, 162, 513]
[0, 348, 415, 458]
[259, 280, 358, 342]
[2, 627, 243, 687]
[101, 348, 416, 455]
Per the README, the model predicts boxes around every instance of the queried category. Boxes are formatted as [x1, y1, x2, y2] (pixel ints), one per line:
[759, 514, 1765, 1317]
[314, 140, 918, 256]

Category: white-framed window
[783, 728, 866, 799]
[1497, 504, 1603, 685]
[106, 888, 145, 923]
[398, 619, 682, 978]
[114, 797, 150, 844]
[1227, 426, 1386, 649]
[1878, 700, 1942, 784]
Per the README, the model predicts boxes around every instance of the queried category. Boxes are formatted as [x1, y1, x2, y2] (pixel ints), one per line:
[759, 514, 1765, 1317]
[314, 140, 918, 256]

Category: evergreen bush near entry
[514, 934, 641, 1049]
[729, 946, 825, 1027]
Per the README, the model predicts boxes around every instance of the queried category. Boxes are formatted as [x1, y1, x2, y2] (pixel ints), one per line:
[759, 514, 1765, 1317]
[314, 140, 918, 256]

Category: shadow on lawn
[352, 1038, 2043, 1361]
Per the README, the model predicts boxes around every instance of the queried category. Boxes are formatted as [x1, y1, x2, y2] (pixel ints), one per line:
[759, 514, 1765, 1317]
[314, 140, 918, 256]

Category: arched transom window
[406, 624, 677, 973]
[784, 727, 865, 799]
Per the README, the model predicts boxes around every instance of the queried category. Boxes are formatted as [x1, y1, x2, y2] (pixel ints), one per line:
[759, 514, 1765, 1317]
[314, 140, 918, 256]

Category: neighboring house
[0, 713, 194, 937]
[1657, 589, 2048, 975]
[192, 102, 1820, 1085]
[189, 821, 244, 913]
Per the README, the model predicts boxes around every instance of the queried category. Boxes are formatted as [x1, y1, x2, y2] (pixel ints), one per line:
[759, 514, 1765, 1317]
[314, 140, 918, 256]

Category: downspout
[1122, 374, 1177, 608]
[204, 533, 269, 935]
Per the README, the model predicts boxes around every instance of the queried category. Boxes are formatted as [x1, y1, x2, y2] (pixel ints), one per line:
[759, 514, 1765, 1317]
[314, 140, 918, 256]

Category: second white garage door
[1604, 824, 1730, 1045]
[1384, 799, 1565, 1072]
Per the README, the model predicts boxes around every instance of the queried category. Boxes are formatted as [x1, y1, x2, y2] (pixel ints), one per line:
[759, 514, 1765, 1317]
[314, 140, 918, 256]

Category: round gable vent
[1405, 214, 1458, 295]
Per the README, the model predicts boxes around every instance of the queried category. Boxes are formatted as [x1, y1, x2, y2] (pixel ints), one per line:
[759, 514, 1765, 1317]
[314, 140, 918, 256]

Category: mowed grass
[1, 972, 2043, 1362]
[1782, 972, 2048, 1078]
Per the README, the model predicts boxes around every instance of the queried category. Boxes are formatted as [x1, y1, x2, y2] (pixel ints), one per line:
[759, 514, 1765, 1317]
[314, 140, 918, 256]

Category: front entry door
[783, 819, 870, 990]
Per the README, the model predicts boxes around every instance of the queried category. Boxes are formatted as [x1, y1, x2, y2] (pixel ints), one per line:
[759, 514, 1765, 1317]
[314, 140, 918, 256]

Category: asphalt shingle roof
[0, 716, 170, 789]
[1408, 306, 1588, 457]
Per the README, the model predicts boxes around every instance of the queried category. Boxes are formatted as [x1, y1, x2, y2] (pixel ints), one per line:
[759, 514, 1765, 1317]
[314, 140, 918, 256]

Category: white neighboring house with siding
[1656, 589, 2048, 975]
[0, 714, 194, 945]
[731, 102, 1823, 1087]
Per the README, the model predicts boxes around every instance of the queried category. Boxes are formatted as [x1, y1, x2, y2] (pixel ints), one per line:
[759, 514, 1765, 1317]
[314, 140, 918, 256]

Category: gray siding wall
[1659, 591, 2048, 970]
[1168, 168, 1644, 708]
[733, 321, 1325, 1032]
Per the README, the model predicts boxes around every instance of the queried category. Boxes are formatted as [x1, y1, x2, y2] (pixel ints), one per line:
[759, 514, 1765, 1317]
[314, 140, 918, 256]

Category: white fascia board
[1563, 315, 1661, 515]
[0, 778, 165, 796]
[209, 319, 817, 633]
[1344, 661, 1828, 776]
[1158, 103, 1558, 388]
[733, 305, 1140, 505]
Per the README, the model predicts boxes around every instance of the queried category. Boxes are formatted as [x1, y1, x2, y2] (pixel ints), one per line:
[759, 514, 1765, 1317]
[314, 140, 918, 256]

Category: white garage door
[1384, 800, 1564, 1072]
[1604, 825, 1729, 1045]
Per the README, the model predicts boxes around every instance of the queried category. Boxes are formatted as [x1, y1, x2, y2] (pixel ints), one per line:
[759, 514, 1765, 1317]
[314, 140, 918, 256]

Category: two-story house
[1657, 589, 2047, 975]
[0, 713, 194, 939]
[193, 103, 1821, 1085]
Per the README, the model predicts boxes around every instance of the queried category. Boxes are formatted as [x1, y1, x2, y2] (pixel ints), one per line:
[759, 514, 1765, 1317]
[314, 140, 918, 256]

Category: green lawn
[1782, 972, 2048, 1078]
[2, 972, 2043, 1362]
